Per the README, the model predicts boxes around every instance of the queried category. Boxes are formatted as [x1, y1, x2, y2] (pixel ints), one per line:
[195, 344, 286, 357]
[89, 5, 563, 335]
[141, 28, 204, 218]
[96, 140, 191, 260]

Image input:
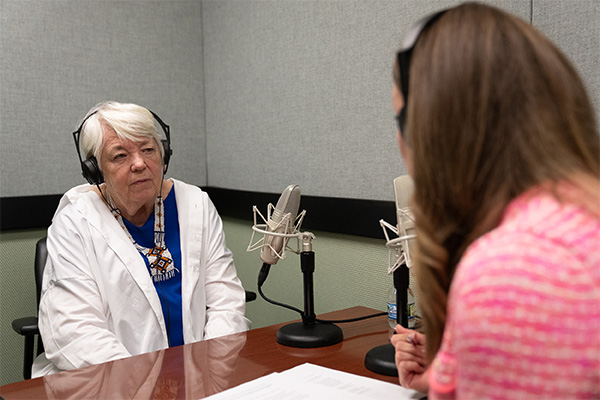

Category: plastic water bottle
[387, 287, 397, 329]
[387, 287, 416, 329]
[407, 288, 416, 329]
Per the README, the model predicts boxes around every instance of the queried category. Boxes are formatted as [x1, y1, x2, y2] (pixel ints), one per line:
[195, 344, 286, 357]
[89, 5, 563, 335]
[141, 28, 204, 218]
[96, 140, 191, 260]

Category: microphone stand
[276, 234, 344, 348]
[363, 262, 409, 376]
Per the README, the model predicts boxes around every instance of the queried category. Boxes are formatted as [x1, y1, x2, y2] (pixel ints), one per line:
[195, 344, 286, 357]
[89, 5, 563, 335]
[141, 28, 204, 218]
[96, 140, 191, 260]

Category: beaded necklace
[108, 192, 176, 281]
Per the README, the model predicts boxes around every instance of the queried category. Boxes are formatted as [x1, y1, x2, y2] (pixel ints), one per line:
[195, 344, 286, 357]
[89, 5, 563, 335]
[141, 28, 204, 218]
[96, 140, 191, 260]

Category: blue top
[123, 187, 184, 347]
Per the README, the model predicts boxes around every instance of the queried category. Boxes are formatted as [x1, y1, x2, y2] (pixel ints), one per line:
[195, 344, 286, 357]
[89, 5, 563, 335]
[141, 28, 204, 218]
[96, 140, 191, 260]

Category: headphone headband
[396, 9, 447, 136]
[72, 107, 172, 186]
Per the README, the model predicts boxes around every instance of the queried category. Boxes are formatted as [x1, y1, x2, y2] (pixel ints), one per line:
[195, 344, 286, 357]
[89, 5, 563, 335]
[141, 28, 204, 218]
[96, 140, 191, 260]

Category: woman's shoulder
[54, 184, 104, 218]
[171, 179, 209, 198]
[170, 178, 207, 196]
[465, 188, 598, 266]
[170, 179, 212, 212]
[453, 188, 599, 303]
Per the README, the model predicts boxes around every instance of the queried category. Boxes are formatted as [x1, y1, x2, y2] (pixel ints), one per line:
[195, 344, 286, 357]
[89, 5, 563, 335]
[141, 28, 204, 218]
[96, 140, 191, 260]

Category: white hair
[78, 101, 164, 169]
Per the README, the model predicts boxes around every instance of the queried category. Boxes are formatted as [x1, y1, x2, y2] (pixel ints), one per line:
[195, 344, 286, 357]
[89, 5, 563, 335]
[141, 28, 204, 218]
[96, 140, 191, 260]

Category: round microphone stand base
[364, 343, 398, 376]
[365, 264, 408, 376]
[276, 322, 343, 348]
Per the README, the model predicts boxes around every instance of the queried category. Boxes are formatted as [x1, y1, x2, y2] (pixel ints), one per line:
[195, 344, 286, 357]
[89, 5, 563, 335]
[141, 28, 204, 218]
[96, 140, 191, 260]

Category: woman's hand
[390, 325, 430, 393]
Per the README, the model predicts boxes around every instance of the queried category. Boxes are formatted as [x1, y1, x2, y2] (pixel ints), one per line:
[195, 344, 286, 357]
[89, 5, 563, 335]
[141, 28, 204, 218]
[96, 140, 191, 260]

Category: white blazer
[32, 179, 250, 377]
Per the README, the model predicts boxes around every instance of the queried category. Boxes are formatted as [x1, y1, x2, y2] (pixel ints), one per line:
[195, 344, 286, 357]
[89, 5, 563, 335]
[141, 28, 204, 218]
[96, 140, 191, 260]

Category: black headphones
[396, 9, 447, 136]
[72, 108, 172, 186]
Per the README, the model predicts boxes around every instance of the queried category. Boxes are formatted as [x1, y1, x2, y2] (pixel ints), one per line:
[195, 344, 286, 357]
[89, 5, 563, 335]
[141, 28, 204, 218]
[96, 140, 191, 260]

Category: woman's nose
[130, 152, 146, 170]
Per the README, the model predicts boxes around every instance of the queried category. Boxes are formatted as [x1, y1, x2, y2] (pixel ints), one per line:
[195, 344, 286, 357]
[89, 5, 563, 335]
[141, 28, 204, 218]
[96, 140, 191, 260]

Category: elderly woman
[32, 101, 250, 377]
[390, 3, 599, 399]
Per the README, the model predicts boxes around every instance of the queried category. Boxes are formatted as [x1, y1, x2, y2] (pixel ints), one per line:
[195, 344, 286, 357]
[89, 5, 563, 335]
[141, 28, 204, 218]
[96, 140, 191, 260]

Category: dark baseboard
[0, 195, 63, 231]
[1, 188, 395, 239]
[203, 187, 395, 239]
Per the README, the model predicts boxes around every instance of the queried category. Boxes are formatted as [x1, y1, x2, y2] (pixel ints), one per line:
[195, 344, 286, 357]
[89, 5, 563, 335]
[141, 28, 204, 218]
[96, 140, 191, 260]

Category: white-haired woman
[33, 101, 250, 377]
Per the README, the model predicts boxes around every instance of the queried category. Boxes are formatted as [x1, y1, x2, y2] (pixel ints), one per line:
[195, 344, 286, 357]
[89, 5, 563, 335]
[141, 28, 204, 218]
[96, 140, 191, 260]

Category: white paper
[204, 363, 425, 400]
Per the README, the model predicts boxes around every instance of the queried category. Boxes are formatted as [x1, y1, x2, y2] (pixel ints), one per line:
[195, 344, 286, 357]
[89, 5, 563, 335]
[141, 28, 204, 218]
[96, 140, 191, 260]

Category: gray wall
[1, 0, 598, 386]
[3, 0, 597, 202]
[0, 1, 206, 198]
[202, 0, 531, 199]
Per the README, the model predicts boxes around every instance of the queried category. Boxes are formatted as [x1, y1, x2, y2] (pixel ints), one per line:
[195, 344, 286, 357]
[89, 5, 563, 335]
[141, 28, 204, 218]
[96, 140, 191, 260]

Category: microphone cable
[98, 183, 121, 215]
[258, 263, 303, 315]
[257, 263, 388, 324]
[258, 284, 304, 316]
[315, 312, 387, 324]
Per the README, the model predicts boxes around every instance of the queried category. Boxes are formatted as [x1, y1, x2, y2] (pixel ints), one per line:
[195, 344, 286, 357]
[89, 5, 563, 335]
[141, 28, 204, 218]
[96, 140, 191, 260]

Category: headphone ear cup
[162, 139, 172, 170]
[82, 156, 104, 185]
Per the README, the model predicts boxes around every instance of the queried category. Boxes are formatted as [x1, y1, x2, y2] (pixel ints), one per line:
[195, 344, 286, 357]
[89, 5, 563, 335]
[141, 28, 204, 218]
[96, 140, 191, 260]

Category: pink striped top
[430, 186, 600, 399]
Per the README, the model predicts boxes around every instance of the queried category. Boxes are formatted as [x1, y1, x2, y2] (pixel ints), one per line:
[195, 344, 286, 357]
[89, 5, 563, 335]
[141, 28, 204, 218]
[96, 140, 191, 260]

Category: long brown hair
[394, 2, 599, 362]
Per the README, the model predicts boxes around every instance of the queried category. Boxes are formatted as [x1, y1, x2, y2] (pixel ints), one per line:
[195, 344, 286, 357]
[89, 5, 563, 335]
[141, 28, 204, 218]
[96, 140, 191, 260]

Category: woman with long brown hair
[389, 3, 599, 398]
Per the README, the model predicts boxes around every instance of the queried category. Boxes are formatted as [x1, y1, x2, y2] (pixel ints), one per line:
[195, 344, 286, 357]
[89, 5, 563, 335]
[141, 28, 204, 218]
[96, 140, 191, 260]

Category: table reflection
[40, 332, 247, 399]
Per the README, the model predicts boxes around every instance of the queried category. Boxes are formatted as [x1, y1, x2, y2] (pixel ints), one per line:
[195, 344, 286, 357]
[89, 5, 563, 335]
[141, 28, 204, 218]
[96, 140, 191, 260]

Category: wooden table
[0, 306, 398, 399]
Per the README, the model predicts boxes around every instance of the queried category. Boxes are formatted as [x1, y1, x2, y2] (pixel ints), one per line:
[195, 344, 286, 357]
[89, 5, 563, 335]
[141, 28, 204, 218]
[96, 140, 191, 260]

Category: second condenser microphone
[260, 184, 302, 265]
[393, 175, 415, 268]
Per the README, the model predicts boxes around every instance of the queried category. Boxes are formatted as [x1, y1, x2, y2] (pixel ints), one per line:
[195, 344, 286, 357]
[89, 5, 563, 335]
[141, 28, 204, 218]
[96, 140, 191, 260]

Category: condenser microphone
[393, 175, 415, 268]
[248, 185, 343, 348]
[365, 175, 416, 376]
[260, 184, 302, 265]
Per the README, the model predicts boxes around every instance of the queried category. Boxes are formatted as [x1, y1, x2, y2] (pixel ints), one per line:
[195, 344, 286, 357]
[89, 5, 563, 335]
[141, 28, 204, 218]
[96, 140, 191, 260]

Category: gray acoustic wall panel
[202, 0, 530, 201]
[1, 0, 596, 203]
[532, 0, 599, 120]
[0, 1, 205, 198]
